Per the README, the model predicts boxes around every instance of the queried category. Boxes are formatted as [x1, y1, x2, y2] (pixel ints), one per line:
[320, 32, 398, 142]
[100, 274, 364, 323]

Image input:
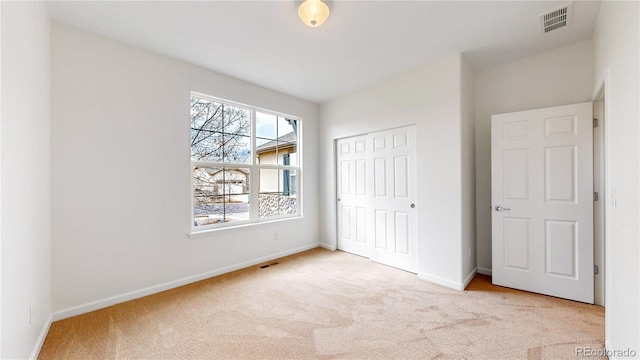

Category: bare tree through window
[190, 97, 251, 163]
[191, 97, 251, 225]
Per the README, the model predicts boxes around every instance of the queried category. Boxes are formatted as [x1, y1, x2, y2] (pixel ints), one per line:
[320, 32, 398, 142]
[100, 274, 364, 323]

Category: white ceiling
[46, 1, 601, 104]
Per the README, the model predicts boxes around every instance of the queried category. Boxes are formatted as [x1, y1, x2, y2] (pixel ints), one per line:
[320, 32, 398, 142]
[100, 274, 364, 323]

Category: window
[190, 93, 301, 231]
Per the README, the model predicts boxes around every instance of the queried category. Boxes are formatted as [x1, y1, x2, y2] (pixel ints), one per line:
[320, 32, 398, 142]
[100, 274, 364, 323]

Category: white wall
[474, 40, 594, 273]
[1, 2, 52, 358]
[51, 23, 320, 314]
[320, 54, 470, 289]
[460, 56, 476, 284]
[1, 5, 3, 356]
[592, 1, 639, 354]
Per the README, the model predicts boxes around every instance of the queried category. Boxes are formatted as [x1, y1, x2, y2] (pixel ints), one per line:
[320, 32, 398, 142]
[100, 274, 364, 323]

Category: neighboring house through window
[190, 93, 301, 231]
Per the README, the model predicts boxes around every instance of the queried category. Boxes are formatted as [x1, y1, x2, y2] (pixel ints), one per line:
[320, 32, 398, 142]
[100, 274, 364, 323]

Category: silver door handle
[494, 205, 510, 212]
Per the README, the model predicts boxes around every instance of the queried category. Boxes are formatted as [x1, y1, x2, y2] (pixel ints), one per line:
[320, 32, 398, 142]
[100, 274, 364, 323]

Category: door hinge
[594, 192, 599, 201]
[594, 265, 599, 275]
[593, 118, 599, 128]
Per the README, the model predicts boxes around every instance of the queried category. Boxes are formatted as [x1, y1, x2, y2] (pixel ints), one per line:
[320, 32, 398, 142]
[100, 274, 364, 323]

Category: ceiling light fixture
[298, 0, 330, 27]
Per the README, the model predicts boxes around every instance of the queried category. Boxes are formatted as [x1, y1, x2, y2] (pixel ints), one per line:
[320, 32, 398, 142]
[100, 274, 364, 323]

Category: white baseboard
[417, 269, 478, 291]
[30, 313, 53, 360]
[52, 243, 320, 322]
[318, 242, 337, 251]
[462, 268, 477, 290]
[477, 267, 492, 276]
[418, 272, 465, 291]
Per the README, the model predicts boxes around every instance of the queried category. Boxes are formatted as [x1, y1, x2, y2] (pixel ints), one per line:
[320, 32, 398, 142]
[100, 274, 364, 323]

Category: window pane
[256, 112, 278, 164]
[259, 169, 297, 218]
[278, 117, 298, 166]
[256, 113, 298, 166]
[191, 97, 251, 164]
[286, 169, 297, 197]
[256, 112, 277, 146]
[194, 167, 250, 226]
[223, 107, 251, 163]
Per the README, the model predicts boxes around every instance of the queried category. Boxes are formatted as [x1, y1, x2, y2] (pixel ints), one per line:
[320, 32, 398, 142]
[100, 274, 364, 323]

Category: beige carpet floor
[39, 248, 605, 359]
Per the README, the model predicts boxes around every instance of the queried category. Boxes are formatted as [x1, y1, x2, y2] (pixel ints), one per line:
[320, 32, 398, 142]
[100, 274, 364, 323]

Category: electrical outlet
[274, 232, 279, 241]
[29, 304, 34, 326]
[468, 247, 471, 258]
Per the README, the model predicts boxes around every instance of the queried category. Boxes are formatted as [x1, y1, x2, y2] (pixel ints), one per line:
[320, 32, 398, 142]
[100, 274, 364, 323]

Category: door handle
[494, 205, 511, 212]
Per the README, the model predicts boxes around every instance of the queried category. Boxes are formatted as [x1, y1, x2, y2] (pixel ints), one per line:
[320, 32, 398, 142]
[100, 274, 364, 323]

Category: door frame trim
[593, 92, 606, 307]
[592, 66, 611, 339]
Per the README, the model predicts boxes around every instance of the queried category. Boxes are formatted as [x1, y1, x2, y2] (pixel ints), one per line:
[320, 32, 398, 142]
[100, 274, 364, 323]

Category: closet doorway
[336, 125, 418, 273]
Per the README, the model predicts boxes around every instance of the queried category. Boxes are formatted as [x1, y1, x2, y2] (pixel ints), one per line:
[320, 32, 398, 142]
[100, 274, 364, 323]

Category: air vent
[540, 3, 572, 33]
[259, 262, 279, 269]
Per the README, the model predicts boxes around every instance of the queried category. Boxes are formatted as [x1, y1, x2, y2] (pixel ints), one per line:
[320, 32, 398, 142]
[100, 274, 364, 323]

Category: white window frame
[190, 92, 302, 234]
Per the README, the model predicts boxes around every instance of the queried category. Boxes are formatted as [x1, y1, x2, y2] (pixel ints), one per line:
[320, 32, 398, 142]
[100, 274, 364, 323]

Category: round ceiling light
[298, 0, 330, 27]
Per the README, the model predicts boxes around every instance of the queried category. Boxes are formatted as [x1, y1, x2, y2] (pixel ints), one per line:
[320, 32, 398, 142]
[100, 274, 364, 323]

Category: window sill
[188, 216, 304, 239]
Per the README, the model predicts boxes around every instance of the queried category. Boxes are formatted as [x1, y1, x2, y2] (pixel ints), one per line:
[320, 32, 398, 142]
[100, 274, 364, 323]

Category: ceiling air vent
[540, 3, 572, 34]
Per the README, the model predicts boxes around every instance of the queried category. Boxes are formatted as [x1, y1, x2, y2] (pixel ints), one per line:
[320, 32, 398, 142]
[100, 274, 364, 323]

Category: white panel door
[336, 126, 418, 273]
[491, 102, 594, 303]
[368, 127, 418, 272]
[336, 135, 371, 258]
